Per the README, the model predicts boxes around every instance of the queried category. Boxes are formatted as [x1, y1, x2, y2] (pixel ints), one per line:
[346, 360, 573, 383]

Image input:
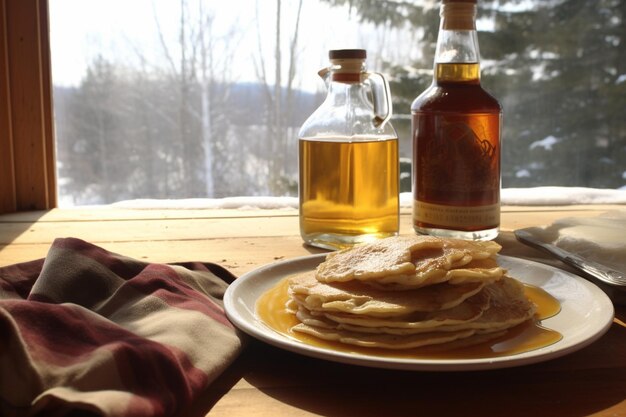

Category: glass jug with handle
[298, 49, 399, 250]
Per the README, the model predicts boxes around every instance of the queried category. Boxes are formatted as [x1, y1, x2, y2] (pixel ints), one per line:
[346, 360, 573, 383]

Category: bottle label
[414, 200, 500, 229]
[413, 112, 500, 195]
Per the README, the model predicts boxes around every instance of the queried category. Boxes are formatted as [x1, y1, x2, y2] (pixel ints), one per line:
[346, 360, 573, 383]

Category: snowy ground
[109, 187, 626, 209]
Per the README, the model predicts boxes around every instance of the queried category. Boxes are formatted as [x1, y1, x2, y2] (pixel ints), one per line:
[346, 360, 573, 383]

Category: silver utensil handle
[563, 255, 626, 287]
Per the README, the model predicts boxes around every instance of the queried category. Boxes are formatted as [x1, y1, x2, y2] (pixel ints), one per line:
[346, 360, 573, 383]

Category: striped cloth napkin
[0, 238, 247, 417]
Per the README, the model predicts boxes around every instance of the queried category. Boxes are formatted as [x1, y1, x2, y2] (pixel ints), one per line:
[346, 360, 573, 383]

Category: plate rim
[224, 253, 615, 371]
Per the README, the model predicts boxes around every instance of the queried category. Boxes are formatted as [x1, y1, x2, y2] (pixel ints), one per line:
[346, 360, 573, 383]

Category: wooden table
[1, 205, 625, 416]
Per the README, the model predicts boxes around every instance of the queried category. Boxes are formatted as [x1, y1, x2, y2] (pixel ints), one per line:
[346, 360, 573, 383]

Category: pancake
[363, 258, 503, 291]
[311, 289, 490, 331]
[284, 236, 537, 351]
[316, 235, 440, 279]
[315, 236, 503, 288]
[291, 322, 478, 349]
[291, 276, 535, 338]
[288, 272, 485, 317]
[471, 275, 537, 331]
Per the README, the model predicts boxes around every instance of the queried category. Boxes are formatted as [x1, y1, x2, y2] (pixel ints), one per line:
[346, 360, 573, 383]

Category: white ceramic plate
[224, 254, 614, 371]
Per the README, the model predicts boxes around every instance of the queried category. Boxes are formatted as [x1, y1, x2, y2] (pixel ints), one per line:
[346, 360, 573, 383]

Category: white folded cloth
[519, 210, 626, 273]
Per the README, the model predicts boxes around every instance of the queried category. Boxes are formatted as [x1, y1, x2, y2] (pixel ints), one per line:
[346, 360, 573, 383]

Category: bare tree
[198, 2, 214, 196]
[147, 0, 242, 197]
[254, 0, 304, 195]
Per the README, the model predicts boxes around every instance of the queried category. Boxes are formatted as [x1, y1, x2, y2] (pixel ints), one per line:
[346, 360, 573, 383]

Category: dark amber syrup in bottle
[412, 62, 501, 240]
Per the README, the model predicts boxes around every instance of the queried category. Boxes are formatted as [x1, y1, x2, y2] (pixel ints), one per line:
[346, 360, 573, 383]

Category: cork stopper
[329, 49, 367, 60]
[328, 49, 367, 82]
[441, 1, 476, 30]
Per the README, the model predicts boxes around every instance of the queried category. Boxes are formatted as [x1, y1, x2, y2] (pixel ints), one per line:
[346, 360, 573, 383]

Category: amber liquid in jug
[299, 136, 399, 248]
[412, 0, 501, 241]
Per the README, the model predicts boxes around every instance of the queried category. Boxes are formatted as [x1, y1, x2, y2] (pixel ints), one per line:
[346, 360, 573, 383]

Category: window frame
[0, 0, 56, 213]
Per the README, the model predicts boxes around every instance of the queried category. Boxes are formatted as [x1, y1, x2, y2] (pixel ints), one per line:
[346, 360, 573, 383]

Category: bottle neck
[434, 2, 481, 84]
[330, 72, 363, 83]
[326, 57, 369, 103]
[328, 58, 366, 84]
[326, 78, 370, 107]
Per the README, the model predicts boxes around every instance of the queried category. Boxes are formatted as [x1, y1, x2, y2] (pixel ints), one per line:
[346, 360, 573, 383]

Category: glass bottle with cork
[411, 0, 501, 240]
[298, 49, 399, 250]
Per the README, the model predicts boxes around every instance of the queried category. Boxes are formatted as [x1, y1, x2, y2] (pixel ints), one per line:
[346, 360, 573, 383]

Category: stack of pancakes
[287, 236, 537, 350]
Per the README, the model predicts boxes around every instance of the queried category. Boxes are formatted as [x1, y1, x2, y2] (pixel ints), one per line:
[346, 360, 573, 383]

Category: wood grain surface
[1, 205, 624, 417]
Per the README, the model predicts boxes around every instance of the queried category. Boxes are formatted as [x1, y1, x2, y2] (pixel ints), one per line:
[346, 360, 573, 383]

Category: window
[48, 0, 626, 206]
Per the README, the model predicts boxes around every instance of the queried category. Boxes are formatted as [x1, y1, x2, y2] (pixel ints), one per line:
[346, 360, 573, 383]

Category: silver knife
[514, 229, 626, 289]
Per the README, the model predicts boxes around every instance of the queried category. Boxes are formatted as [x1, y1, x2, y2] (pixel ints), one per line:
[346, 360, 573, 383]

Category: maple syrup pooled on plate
[256, 277, 562, 360]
